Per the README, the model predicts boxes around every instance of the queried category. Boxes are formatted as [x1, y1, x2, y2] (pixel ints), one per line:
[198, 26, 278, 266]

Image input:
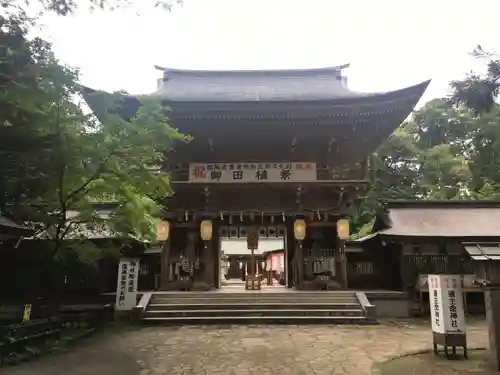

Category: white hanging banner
[115, 258, 140, 311]
[441, 274, 466, 334]
[189, 162, 317, 183]
[428, 274, 466, 335]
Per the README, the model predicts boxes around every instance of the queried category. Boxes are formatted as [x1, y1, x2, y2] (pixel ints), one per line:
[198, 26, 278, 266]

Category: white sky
[40, 0, 500, 106]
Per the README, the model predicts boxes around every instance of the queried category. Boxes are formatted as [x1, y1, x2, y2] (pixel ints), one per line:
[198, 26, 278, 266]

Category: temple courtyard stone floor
[373, 349, 497, 375]
[2, 319, 490, 375]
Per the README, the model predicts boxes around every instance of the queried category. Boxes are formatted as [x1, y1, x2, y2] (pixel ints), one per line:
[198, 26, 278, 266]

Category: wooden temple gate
[102, 64, 429, 291]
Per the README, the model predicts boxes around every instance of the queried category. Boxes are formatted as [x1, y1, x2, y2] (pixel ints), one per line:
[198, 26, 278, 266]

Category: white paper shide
[115, 258, 140, 311]
[428, 274, 466, 335]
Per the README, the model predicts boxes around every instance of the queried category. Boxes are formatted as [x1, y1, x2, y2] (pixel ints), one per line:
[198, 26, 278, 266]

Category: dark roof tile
[378, 202, 500, 237]
[153, 65, 380, 102]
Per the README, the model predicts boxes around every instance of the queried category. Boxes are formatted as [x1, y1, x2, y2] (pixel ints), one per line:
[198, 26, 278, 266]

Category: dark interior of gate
[113, 65, 430, 323]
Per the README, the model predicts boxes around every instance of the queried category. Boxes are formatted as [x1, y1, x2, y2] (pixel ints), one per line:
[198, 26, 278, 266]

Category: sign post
[115, 258, 140, 314]
[428, 274, 467, 358]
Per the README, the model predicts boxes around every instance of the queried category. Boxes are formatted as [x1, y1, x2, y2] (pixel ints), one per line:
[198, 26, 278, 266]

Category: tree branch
[64, 152, 114, 206]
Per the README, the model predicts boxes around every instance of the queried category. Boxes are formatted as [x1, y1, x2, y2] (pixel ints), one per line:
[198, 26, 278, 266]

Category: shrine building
[101, 64, 429, 293]
[86, 64, 430, 324]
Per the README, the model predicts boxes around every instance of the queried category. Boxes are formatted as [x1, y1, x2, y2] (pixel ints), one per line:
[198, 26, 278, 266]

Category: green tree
[2, 0, 181, 16]
[0, 14, 187, 261]
[451, 46, 500, 114]
[349, 99, 477, 237]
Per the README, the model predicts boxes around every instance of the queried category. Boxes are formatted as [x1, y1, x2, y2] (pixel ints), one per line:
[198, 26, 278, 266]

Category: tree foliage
[350, 51, 500, 237]
[0, 13, 187, 261]
[2, 0, 181, 16]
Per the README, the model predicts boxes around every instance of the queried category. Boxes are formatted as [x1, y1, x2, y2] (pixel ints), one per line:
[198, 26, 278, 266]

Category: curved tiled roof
[152, 64, 374, 102]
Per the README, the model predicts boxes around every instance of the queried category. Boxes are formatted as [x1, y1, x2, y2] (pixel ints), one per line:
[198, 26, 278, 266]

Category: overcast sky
[40, 0, 500, 106]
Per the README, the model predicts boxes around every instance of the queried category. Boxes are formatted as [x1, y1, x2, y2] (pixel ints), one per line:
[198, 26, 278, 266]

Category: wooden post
[341, 239, 348, 289]
[484, 262, 500, 371]
[286, 218, 295, 288]
[160, 228, 172, 290]
[297, 241, 303, 289]
[485, 287, 500, 370]
[186, 231, 196, 261]
[212, 219, 220, 289]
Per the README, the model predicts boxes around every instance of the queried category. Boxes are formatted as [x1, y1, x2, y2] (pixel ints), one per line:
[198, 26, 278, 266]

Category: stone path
[374, 349, 495, 375]
[2, 320, 489, 375]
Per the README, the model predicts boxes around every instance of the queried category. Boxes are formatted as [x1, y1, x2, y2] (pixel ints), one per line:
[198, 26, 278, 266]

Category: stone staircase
[140, 290, 377, 325]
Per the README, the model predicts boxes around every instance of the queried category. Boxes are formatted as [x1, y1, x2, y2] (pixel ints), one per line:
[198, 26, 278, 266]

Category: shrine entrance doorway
[218, 224, 287, 290]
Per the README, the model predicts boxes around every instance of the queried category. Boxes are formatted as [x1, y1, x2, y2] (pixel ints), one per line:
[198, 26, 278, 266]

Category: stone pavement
[2, 320, 489, 375]
[374, 349, 495, 375]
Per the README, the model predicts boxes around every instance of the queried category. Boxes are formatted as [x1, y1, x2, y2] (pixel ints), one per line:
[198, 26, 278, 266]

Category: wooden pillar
[186, 230, 196, 261]
[486, 288, 500, 370]
[341, 239, 348, 288]
[484, 262, 500, 371]
[159, 223, 173, 290]
[285, 218, 295, 288]
[200, 237, 212, 287]
[297, 241, 303, 289]
[211, 219, 220, 288]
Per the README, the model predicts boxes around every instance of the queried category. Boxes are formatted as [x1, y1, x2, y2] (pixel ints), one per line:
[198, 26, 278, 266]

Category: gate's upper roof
[152, 64, 367, 102]
[83, 65, 430, 162]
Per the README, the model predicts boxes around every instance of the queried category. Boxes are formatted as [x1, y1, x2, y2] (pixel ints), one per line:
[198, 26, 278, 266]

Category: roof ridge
[153, 64, 350, 76]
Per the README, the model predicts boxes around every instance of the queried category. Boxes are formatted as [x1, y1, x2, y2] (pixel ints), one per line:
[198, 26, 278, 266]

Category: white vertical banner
[428, 274, 466, 335]
[115, 258, 140, 311]
[441, 275, 466, 334]
[428, 274, 445, 334]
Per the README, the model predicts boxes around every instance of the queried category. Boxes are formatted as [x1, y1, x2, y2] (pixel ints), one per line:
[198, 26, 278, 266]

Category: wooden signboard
[428, 274, 467, 358]
[189, 162, 317, 183]
[115, 258, 140, 311]
[247, 227, 259, 250]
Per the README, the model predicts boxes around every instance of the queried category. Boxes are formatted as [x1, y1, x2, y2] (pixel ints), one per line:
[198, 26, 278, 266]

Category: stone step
[151, 293, 357, 298]
[151, 295, 359, 301]
[150, 299, 359, 305]
[144, 309, 364, 318]
[150, 292, 357, 298]
[140, 291, 373, 326]
[141, 315, 370, 325]
[148, 302, 361, 310]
